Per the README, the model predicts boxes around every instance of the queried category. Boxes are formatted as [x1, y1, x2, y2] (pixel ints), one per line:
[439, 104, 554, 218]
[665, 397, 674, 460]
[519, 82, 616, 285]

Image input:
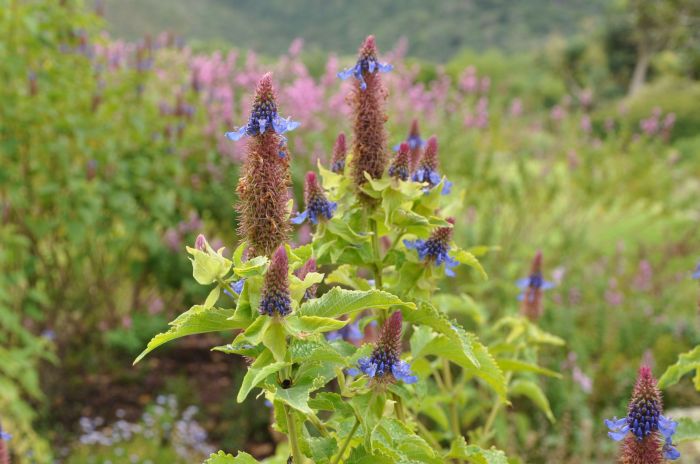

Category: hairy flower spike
[605, 365, 680, 462]
[295, 258, 318, 299]
[347, 36, 390, 201]
[352, 312, 417, 384]
[394, 119, 424, 171]
[331, 132, 347, 173]
[235, 74, 292, 256]
[225, 72, 300, 147]
[389, 142, 410, 181]
[259, 246, 292, 317]
[291, 172, 337, 225]
[404, 218, 459, 277]
[517, 251, 555, 320]
[412, 135, 452, 194]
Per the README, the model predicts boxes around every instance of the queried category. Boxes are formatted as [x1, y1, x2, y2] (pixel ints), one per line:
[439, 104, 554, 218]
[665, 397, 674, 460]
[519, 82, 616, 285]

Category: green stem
[391, 391, 406, 422]
[480, 371, 513, 446]
[284, 404, 304, 464]
[442, 359, 461, 440]
[370, 218, 383, 289]
[331, 418, 360, 464]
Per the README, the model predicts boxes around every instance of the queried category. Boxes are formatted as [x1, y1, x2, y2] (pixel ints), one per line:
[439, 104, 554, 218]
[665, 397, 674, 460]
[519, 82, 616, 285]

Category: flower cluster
[388, 142, 411, 181]
[351, 312, 416, 384]
[292, 171, 337, 225]
[516, 251, 555, 320]
[331, 132, 347, 173]
[258, 246, 293, 317]
[605, 365, 680, 462]
[234, 74, 293, 256]
[404, 218, 459, 276]
[393, 119, 424, 170]
[412, 135, 452, 194]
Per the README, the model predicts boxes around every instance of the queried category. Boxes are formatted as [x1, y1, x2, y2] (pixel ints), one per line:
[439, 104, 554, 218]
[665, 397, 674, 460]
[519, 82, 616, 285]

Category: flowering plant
[136, 36, 569, 464]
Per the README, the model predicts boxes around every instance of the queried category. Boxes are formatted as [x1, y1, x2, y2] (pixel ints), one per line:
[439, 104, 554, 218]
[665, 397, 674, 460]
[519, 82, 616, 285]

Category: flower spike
[404, 218, 459, 277]
[412, 135, 452, 195]
[235, 74, 292, 256]
[347, 36, 391, 201]
[516, 251, 555, 320]
[351, 312, 417, 384]
[393, 119, 424, 171]
[291, 171, 337, 225]
[331, 132, 347, 173]
[605, 365, 680, 462]
[388, 142, 411, 181]
[259, 246, 292, 317]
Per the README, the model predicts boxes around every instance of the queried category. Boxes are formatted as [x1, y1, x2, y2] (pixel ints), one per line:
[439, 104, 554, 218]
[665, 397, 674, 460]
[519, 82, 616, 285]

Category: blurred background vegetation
[1, 0, 699, 462]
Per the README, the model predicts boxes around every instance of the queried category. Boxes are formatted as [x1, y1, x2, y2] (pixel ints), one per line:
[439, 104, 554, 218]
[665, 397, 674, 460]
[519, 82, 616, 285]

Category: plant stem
[284, 404, 304, 464]
[332, 418, 360, 464]
[480, 371, 513, 446]
[370, 218, 383, 289]
[391, 391, 406, 422]
[442, 359, 461, 440]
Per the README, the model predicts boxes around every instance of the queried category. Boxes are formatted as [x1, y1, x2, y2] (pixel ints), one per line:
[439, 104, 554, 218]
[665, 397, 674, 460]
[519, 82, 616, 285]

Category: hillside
[103, 0, 607, 60]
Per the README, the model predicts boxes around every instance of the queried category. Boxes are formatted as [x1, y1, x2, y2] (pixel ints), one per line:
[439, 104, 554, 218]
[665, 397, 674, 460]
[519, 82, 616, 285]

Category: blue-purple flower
[605, 365, 680, 461]
[223, 279, 245, 298]
[326, 320, 363, 342]
[349, 312, 417, 384]
[224, 73, 299, 156]
[692, 261, 700, 279]
[0, 430, 10, 441]
[517, 251, 555, 320]
[411, 135, 451, 195]
[291, 172, 337, 225]
[404, 218, 459, 277]
[337, 35, 393, 91]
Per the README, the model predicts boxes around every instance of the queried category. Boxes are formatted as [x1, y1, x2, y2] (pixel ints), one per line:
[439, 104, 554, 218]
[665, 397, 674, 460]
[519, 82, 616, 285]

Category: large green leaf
[445, 437, 508, 464]
[237, 350, 289, 403]
[134, 305, 247, 364]
[298, 288, 415, 319]
[658, 345, 700, 390]
[370, 418, 442, 464]
[509, 379, 555, 423]
[204, 450, 259, 463]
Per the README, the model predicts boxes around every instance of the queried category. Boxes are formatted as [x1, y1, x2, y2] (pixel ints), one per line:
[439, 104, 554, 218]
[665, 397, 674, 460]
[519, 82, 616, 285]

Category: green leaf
[325, 265, 373, 290]
[233, 255, 268, 277]
[298, 288, 415, 319]
[445, 437, 508, 464]
[370, 418, 442, 464]
[452, 248, 487, 280]
[674, 417, 700, 443]
[509, 379, 555, 423]
[262, 320, 287, 362]
[237, 350, 289, 403]
[187, 246, 232, 285]
[290, 271, 325, 303]
[306, 436, 338, 464]
[287, 315, 349, 335]
[496, 358, 562, 378]
[658, 345, 700, 390]
[134, 305, 247, 364]
[204, 450, 259, 463]
[275, 363, 333, 414]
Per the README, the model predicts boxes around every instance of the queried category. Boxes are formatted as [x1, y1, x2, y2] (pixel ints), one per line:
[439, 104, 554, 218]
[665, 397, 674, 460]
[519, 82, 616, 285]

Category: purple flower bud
[388, 142, 410, 181]
[195, 234, 207, 251]
[259, 246, 292, 317]
[331, 132, 347, 173]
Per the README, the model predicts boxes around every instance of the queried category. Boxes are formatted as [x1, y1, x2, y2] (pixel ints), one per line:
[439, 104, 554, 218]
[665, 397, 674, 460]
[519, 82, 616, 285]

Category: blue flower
[353, 357, 417, 384]
[393, 134, 424, 152]
[404, 226, 459, 277]
[0, 430, 10, 441]
[291, 200, 337, 225]
[223, 279, 245, 298]
[225, 112, 300, 144]
[605, 416, 629, 441]
[516, 273, 555, 302]
[660, 415, 680, 460]
[663, 435, 681, 460]
[692, 261, 700, 279]
[326, 321, 363, 342]
[337, 57, 393, 91]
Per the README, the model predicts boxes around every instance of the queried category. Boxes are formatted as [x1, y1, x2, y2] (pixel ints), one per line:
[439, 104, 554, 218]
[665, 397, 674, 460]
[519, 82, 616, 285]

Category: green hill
[103, 0, 607, 60]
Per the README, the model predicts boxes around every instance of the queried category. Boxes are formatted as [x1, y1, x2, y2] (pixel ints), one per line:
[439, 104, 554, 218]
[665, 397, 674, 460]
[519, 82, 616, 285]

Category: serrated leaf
[298, 288, 415, 319]
[658, 345, 700, 390]
[445, 437, 508, 464]
[453, 248, 487, 280]
[287, 315, 349, 335]
[510, 379, 555, 423]
[204, 450, 259, 463]
[134, 305, 247, 364]
[262, 320, 287, 362]
[496, 358, 562, 378]
[370, 418, 442, 464]
[237, 350, 289, 403]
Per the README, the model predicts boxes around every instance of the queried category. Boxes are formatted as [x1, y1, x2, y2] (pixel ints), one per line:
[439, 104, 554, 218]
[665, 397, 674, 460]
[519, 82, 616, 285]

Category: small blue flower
[516, 273, 555, 302]
[412, 168, 451, 196]
[326, 321, 363, 342]
[392, 134, 424, 152]
[352, 357, 417, 384]
[692, 261, 700, 279]
[291, 201, 337, 225]
[337, 58, 393, 91]
[605, 416, 629, 441]
[404, 236, 459, 277]
[663, 435, 681, 460]
[0, 430, 11, 441]
[223, 279, 245, 298]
